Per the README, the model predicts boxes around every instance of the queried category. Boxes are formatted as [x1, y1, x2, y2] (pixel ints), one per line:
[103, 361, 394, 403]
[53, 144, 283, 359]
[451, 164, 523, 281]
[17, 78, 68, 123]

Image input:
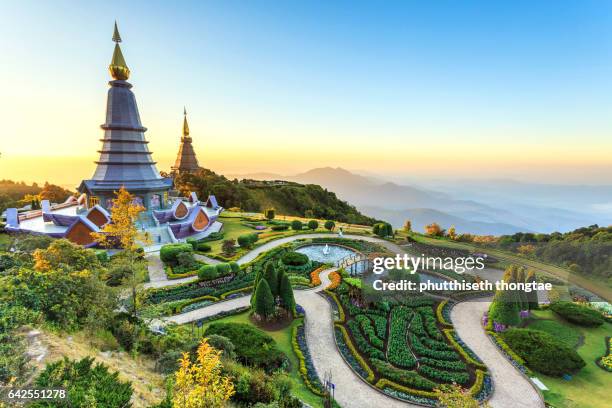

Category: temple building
[78, 22, 173, 211]
[3, 24, 223, 248]
[171, 109, 201, 174]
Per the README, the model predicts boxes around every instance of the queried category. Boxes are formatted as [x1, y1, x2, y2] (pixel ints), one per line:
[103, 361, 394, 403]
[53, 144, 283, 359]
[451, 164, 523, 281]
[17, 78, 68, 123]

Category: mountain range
[228, 167, 612, 235]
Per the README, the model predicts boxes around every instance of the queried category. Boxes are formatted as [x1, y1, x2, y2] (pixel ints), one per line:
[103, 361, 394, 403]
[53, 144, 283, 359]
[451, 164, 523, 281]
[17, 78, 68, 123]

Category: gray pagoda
[78, 23, 172, 210]
[171, 108, 200, 174]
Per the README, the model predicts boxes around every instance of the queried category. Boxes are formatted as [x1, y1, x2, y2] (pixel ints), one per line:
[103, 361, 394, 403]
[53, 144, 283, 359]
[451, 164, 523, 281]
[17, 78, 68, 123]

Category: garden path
[151, 233, 545, 408]
[451, 300, 545, 408]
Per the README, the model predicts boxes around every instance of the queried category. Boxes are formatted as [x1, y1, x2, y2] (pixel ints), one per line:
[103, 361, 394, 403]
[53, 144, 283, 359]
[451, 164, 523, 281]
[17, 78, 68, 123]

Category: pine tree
[264, 262, 278, 298]
[254, 279, 275, 320]
[490, 290, 520, 326]
[279, 272, 295, 314]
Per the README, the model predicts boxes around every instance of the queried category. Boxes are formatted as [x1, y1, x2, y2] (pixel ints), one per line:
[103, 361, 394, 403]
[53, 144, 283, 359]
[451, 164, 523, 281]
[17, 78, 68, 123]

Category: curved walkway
[451, 300, 545, 408]
[152, 233, 544, 408]
[163, 267, 415, 408]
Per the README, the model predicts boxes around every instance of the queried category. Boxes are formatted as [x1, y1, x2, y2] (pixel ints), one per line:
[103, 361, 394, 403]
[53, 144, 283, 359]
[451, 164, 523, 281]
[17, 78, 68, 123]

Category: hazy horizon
[1, 1, 612, 185]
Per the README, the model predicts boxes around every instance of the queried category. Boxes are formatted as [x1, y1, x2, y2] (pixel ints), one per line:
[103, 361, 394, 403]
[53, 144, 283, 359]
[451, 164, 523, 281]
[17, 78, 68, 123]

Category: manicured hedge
[237, 233, 259, 248]
[206, 322, 289, 373]
[550, 301, 604, 327]
[281, 251, 309, 266]
[334, 324, 375, 382]
[160, 243, 193, 264]
[418, 364, 469, 385]
[291, 321, 325, 396]
[347, 320, 385, 359]
[354, 315, 384, 349]
[371, 359, 436, 390]
[501, 328, 585, 376]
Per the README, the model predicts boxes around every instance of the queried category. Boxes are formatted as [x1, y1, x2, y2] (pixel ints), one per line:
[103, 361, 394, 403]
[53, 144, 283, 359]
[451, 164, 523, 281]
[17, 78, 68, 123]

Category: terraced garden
[328, 281, 492, 406]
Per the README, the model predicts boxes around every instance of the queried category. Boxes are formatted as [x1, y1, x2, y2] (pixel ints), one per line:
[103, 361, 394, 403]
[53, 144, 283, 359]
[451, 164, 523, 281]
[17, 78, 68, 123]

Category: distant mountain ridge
[227, 167, 611, 234]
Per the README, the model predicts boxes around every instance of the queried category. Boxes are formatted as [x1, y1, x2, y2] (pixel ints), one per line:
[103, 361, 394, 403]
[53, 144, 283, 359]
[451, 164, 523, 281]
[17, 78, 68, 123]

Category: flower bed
[436, 300, 453, 326]
[326, 271, 341, 290]
[443, 329, 486, 369]
[310, 266, 326, 287]
[291, 321, 325, 396]
[596, 336, 612, 372]
[176, 295, 219, 314]
[334, 324, 375, 382]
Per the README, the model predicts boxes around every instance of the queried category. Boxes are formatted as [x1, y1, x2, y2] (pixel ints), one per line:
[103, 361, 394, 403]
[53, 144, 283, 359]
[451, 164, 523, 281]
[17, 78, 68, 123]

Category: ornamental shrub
[279, 272, 295, 312]
[254, 279, 275, 319]
[198, 264, 219, 281]
[291, 220, 303, 231]
[281, 251, 309, 267]
[196, 242, 211, 252]
[32, 357, 132, 407]
[229, 261, 240, 274]
[550, 301, 604, 327]
[216, 262, 232, 276]
[238, 233, 259, 248]
[271, 224, 289, 231]
[307, 220, 319, 230]
[324, 220, 336, 231]
[373, 222, 393, 237]
[264, 208, 275, 220]
[160, 243, 193, 264]
[206, 322, 288, 372]
[501, 328, 585, 376]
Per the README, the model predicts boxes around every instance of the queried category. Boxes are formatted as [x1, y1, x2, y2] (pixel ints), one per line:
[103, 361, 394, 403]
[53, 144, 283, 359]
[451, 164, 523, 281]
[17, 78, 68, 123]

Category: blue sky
[1, 1, 611, 184]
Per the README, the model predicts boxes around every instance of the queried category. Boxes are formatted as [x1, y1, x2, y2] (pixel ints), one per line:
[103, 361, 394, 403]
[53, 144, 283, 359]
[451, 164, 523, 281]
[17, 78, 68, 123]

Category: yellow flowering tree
[173, 338, 235, 408]
[92, 187, 149, 339]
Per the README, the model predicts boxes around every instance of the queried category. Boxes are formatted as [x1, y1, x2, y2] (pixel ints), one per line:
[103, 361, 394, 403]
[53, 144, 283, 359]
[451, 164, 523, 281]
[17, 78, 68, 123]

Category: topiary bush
[271, 224, 289, 231]
[501, 328, 585, 376]
[291, 220, 303, 231]
[196, 242, 211, 252]
[307, 220, 319, 230]
[237, 233, 259, 248]
[550, 301, 604, 327]
[198, 264, 219, 281]
[216, 262, 232, 276]
[324, 220, 335, 231]
[229, 261, 241, 274]
[281, 251, 309, 266]
[160, 243, 193, 264]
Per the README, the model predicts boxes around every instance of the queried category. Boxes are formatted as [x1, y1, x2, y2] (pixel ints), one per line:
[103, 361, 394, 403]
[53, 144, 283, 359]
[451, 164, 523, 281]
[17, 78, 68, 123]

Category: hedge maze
[332, 282, 491, 405]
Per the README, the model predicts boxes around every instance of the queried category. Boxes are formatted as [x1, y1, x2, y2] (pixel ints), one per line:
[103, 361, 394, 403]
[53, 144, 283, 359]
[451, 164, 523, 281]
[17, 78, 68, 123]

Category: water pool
[295, 244, 357, 265]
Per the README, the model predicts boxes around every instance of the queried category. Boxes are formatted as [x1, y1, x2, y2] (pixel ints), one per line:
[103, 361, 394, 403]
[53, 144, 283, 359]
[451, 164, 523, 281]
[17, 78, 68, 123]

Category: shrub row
[387, 306, 417, 369]
[374, 378, 437, 399]
[334, 324, 375, 382]
[550, 301, 605, 327]
[417, 307, 444, 340]
[197, 262, 239, 281]
[175, 295, 219, 314]
[443, 329, 486, 369]
[324, 290, 345, 323]
[347, 320, 385, 359]
[291, 321, 325, 396]
[366, 313, 388, 339]
[417, 364, 469, 385]
[237, 233, 259, 248]
[160, 243, 193, 264]
[370, 359, 436, 390]
[354, 315, 385, 350]
[487, 331, 531, 375]
[409, 333, 459, 361]
[436, 300, 453, 326]
[419, 356, 467, 371]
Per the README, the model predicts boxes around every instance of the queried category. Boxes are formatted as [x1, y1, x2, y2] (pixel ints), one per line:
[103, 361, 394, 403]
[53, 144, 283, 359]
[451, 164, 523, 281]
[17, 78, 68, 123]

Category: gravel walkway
[451, 300, 545, 408]
[145, 252, 168, 283]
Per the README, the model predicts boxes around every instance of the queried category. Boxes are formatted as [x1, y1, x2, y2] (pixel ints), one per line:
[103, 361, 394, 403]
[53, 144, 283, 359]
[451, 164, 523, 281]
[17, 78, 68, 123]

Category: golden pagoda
[109, 21, 130, 80]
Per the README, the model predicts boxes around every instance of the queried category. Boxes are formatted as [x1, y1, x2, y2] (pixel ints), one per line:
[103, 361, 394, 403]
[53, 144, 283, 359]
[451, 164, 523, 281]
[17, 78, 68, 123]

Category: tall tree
[254, 279, 275, 320]
[263, 262, 279, 298]
[278, 272, 295, 314]
[525, 269, 539, 310]
[173, 338, 235, 408]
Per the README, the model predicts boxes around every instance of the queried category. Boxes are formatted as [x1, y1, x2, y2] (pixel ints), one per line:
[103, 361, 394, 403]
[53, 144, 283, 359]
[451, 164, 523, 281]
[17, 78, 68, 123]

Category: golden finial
[109, 22, 130, 80]
[183, 107, 190, 137]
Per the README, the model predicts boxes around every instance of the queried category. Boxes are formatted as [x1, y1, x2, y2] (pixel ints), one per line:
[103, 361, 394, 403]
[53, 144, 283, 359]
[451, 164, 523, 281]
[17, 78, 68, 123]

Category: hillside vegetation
[173, 168, 377, 225]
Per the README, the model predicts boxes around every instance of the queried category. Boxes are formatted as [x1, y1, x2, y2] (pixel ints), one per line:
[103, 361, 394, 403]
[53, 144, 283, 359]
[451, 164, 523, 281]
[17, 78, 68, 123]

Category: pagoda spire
[109, 22, 130, 80]
[183, 107, 190, 138]
[172, 107, 200, 174]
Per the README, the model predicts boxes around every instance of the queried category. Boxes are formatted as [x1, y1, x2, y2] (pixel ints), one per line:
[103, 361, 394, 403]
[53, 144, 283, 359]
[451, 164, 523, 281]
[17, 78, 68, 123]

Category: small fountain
[323, 244, 330, 255]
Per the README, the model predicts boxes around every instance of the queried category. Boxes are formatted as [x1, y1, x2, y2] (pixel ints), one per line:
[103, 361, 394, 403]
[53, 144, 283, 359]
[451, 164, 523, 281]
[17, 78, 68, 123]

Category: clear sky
[1, 0, 611, 186]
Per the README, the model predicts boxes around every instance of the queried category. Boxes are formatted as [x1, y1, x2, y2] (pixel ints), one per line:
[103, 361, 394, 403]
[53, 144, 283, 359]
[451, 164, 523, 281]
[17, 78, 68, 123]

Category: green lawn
[528, 310, 612, 408]
[201, 311, 324, 408]
[524, 315, 582, 348]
